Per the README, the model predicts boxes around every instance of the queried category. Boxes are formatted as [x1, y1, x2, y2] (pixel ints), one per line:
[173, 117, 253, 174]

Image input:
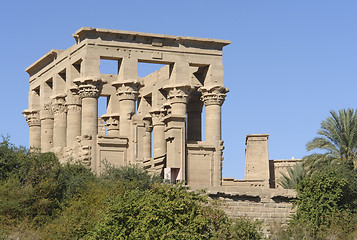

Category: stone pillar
[200, 86, 228, 144]
[74, 77, 106, 172]
[112, 80, 140, 138]
[199, 85, 228, 186]
[22, 109, 41, 148]
[164, 85, 190, 182]
[74, 77, 105, 136]
[143, 117, 153, 160]
[150, 109, 166, 158]
[245, 134, 270, 184]
[52, 94, 67, 148]
[40, 103, 54, 152]
[66, 88, 82, 147]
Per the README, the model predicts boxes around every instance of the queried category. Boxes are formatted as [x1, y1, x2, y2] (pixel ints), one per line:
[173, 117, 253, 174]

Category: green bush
[0, 138, 262, 239]
[100, 163, 161, 190]
[274, 165, 357, 239]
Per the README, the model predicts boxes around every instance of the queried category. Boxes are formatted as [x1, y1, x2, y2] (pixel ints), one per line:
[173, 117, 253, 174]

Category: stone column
[40, 103, 54, 152]
[200, 86, 228, 144]
[22, 109, 41, 148]
[74, 77, 105, 136]
[66, 88, 82, 147]
[111, 80, 140, 138]
[74, 77, 106, 172]
[52, 94, 67, 148]
[143, 117, 153, 160]
[164, 85, 190, 182]
[199, 85, 228, 186]
[150, 109, 166, 158]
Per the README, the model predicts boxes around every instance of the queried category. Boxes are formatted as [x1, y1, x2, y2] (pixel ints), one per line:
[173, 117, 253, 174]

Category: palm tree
[278, 162, 306, 189]
[304, 109, 357, 172]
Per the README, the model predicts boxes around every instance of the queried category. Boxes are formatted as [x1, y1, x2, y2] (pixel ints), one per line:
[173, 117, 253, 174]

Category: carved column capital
[52, 94, 67, 115]
[40, 103, 54, 120]
[199, 85, 229, 106]
[74, 77, 106, 99]
[165, 85, 191, 104]
[22, 109, 40, 127]
[112, 80, 141, 101]
[66, 87, 82, 106]
[150, 109, 166, 126]
[101, 114, 120, 133]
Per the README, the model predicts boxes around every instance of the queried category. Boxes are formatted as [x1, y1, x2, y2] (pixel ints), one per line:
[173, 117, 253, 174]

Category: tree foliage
[277, 162, 306, 189]
[305, 108, 357, 171]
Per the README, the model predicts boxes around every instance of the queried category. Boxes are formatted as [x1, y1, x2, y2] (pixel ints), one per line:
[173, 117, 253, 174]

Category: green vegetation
[275, 109, 357, 239]
[0, 137, 262, 240]
[277, 162, 305, 189]
[304, 109, 357, 172]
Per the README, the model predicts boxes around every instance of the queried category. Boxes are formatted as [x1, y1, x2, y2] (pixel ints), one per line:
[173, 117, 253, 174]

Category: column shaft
[41, 118, 53, 152]
[67, 105, 81, 146]
[40, 104, 54, 152]
[153, 123, 166, 158]
[66, 91, 81, 146]
[205, 104, 221, 144]
[29, 125, 41, 148]
[119, 99, 135, 137]
[143, 131, 151, 159]
[81, 97, 98, 136]
[52, 96, 67, 148]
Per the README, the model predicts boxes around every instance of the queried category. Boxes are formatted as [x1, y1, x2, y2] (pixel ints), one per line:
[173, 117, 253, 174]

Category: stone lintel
[73, 27, 231, 48]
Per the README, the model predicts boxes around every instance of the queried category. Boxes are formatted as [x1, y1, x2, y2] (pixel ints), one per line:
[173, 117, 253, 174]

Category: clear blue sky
[1, 1, 356, 179]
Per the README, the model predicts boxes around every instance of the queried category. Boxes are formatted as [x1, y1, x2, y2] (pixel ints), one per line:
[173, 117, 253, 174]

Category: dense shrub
[0, 138, 262, 239]
[272, 165, 357, 239]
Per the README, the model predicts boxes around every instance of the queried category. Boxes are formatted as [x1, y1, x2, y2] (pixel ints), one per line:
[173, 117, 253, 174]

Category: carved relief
[77, 135, 92, 167]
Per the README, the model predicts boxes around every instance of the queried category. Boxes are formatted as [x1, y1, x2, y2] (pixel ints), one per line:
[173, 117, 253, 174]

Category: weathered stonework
[24, 27, 300, 225]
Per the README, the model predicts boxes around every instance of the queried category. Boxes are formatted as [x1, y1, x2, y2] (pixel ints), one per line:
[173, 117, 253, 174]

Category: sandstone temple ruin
[23, 27, 230, 187]
[23, 27, 299, 225]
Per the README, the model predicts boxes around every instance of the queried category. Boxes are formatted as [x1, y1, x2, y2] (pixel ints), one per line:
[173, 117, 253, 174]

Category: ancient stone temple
[23, 27, 230, 187]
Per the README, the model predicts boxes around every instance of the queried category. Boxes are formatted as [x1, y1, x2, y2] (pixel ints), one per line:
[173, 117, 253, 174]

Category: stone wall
[198, 186, 296, 226]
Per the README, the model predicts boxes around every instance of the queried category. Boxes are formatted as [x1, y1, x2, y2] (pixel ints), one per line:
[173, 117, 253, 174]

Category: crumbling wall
[200, 187, 296, 225]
